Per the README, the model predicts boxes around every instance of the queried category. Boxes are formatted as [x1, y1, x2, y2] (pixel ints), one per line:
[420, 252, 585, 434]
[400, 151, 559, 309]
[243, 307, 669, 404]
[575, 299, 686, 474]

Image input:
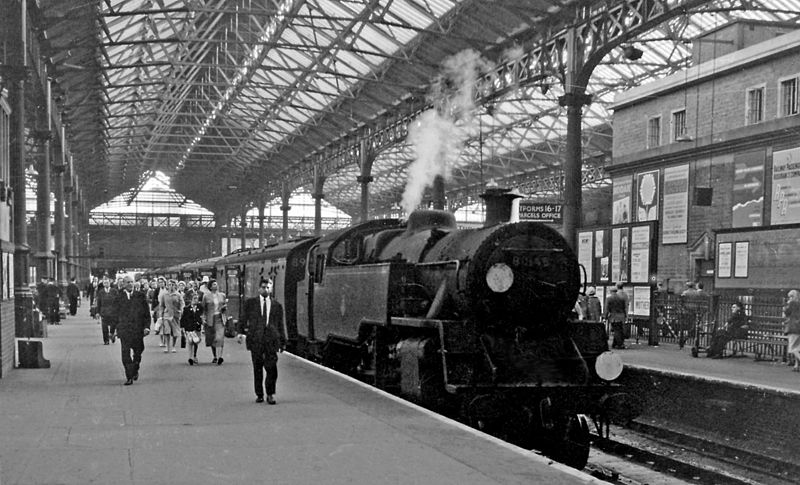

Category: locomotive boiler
[286, 186, 631, 469]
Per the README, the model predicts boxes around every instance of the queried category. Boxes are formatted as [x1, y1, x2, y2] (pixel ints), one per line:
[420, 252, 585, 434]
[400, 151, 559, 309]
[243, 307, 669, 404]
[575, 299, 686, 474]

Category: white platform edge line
[284, 352, 604, 484]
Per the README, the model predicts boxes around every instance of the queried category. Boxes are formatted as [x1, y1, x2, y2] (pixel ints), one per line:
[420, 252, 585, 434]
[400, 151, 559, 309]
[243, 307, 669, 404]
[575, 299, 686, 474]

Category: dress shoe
[266, 395, 276, 405]
[104, 341, 109, 345]
[133, 373, 139, 381]
[188, 358, 194, 366]
[212, 358, 217, 364]
[216, 357, 224, 366]
[111, 335, 116, 343]
[124, 379, 133, 386]
[255, 396, 264, 403]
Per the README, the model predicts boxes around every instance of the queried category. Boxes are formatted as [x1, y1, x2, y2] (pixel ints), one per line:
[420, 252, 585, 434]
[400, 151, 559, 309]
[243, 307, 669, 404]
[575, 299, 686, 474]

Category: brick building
[609, 20, 800, 296]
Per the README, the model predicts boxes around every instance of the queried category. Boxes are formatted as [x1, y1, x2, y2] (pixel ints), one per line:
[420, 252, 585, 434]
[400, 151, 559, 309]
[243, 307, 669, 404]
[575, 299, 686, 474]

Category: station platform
[617, 340, 800, 394]
[0, 304, 599, 485]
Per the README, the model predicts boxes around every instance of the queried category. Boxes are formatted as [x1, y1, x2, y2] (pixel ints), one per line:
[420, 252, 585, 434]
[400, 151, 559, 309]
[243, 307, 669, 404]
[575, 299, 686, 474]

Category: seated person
[707, 301, 749, 358]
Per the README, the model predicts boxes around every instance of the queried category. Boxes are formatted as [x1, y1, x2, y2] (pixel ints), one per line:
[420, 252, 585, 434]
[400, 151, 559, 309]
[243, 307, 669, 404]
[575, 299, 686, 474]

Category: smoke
[401, 49, 494, 215]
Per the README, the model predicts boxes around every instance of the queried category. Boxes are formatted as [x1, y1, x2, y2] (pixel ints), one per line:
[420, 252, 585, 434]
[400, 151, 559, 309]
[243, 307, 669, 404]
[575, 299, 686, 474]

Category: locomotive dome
[405, 210, 457, 234]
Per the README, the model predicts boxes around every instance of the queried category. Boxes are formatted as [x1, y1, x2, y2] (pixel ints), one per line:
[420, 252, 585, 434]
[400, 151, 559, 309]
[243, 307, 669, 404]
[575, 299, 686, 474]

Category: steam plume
[401, 49, 494, 215]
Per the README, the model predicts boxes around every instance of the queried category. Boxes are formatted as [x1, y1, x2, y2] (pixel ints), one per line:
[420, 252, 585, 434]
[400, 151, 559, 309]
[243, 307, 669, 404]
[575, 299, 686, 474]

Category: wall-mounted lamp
[622, 45, 643, 61]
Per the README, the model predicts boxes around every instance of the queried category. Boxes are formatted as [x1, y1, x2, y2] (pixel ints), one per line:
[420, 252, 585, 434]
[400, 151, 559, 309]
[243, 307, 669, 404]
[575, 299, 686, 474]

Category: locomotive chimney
[431, 175, 445, 210]
[480, 181, 522, 227]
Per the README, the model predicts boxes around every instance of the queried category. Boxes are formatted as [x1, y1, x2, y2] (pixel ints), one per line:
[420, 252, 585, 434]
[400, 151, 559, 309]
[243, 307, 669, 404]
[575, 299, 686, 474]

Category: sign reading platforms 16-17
[518, 201, 562, 223]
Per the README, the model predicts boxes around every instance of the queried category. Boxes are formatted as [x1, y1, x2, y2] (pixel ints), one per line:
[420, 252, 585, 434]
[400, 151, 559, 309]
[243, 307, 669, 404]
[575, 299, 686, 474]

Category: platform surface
[0, 303, 598, 485]
[616, 339, 800, 394]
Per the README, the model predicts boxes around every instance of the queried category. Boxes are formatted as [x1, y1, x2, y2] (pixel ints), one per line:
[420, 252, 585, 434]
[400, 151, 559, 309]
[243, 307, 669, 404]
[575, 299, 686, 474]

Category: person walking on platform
[605, 287, 628, 349]
[43, 278, 62, 325]
[707, 301, 749, 359]
[238, 278, 285, 404]
[586, 287, 602, 322]
[96, 278, 119, 344]
[116, 276, 151, 385]
[202, 279, 227, 365]
[180, 293, 203, 365]
[158, 280, 185, 353]
[66, 277, 80, 316]
[87, 277, 99, 318]
[783, 290, 800, 372]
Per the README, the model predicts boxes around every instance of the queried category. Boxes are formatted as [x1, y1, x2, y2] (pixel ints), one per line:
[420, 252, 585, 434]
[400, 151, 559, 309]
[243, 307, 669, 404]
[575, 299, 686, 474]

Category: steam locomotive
[185, 186, 632, 469]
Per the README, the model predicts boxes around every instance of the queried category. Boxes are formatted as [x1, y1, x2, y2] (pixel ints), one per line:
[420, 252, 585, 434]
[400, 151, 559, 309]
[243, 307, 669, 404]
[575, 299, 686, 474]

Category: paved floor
[616, 339, 800, 394]
[0, 303, 599, 485]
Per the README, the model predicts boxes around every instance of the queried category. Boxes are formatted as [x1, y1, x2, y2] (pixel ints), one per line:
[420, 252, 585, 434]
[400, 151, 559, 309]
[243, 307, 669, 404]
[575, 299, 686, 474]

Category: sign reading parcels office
[519, 201, 562, 223]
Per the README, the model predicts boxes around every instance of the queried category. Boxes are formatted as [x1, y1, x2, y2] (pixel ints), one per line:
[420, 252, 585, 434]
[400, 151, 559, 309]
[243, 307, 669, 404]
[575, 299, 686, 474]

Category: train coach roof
[219, 237, 319, 266]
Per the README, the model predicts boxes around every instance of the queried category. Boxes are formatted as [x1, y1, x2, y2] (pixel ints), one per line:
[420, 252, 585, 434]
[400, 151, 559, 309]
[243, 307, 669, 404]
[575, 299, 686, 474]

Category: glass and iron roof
[34, 0, 800, 218]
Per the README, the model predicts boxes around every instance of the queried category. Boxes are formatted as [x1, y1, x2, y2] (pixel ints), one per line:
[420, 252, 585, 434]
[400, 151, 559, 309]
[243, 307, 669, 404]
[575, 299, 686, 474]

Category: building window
[671, 109, 687, 142]
[647, 116, 661, 148]
[779, 76, 798, 117]
[745, 86, 764, 125]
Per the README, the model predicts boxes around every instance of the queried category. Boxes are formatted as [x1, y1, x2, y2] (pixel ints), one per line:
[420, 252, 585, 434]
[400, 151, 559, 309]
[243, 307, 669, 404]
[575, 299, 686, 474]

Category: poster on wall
[636, 170, 660, 222]
[2, 253, 12, 301]
[771, 147, 800, 225]
[718, 242, 732, 278]
[611, 227, 629, 283]
[732, 150, 765, 228]
[630, 225, 650, 283]
[662, 164, 688, 244]
[612, 176, 632, 224]
[599, 256, 610, 282]
[594, 230, 605, 258]
[632, 286, 651, 317]
[578, 231, 594, 283]
[734, 241, 749, 278]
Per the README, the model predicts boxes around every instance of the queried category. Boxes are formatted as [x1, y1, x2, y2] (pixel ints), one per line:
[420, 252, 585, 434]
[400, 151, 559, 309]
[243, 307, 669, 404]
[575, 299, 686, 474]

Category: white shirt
[260, 295, 270, 325]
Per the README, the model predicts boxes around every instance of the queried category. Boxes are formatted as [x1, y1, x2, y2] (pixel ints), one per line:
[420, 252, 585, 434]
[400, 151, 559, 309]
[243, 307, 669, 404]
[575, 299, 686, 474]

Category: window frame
[646, 114, 661, 148]
[777, 73, 799, 118]
[670, 108, 687, 142]
[745, 83, 766, 125]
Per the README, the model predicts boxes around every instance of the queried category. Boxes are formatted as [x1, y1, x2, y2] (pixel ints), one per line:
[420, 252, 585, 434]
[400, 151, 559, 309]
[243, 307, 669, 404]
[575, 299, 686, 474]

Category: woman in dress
[202, 280, 227, 365]
[158, 280, 185, 353]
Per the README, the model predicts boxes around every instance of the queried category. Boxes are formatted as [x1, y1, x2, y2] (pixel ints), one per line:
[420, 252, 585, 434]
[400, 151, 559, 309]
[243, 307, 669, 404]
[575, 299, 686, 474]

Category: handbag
[180, 334, 186, 348]
[154, 317, 163, 335]
[224, 316, 237, 338]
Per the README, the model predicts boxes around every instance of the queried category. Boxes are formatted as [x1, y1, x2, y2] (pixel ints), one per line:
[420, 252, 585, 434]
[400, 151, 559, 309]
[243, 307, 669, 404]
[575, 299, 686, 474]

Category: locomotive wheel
[544, 414, 590, 470]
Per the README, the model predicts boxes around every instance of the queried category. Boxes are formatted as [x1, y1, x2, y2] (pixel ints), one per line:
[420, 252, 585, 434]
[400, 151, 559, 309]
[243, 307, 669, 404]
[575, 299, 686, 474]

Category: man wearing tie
[116, 276, 151, 385]
[238, 278, 285, 404]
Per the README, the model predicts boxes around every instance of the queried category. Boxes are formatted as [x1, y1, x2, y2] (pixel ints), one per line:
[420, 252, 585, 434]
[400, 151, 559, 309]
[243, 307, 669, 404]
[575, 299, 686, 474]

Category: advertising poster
[578, 231, 594, 283]
[732, 150, 765, 228]
[612, 176, 632, 224]
[771, 147, 800, 225]
[594, 230, 605, 258]
[636, 170, 660, 222]
[611, 227, 629, 283]
[599, 257, 610, 282]
[718, 242, 732, 278]
[735, 241, 749, 278]
[630, 225, 650, 283]
[632, 286, 651, 317]
[662, 164, 688, 244]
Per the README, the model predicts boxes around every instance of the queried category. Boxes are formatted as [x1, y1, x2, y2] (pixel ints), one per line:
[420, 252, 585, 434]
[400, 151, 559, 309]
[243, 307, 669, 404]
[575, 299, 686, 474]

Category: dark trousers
[69, 297, 78, 315]
[120, 336, 144, 380]
[101, 316, 117, 343]
[251, 349, 278, 397]
[611, 321, 626, 349]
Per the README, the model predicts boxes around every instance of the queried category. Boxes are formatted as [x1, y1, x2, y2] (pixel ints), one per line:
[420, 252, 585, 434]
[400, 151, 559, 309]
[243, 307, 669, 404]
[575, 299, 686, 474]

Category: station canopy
[36, 0, 800, 219]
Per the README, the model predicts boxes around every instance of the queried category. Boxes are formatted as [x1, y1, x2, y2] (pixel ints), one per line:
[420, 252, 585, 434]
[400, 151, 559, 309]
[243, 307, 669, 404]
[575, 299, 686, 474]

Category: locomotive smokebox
[480, 182, 522, 227]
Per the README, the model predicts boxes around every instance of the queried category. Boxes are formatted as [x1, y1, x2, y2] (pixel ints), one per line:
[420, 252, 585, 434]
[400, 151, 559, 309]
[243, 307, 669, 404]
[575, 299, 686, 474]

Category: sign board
[519, 201, 562, 223]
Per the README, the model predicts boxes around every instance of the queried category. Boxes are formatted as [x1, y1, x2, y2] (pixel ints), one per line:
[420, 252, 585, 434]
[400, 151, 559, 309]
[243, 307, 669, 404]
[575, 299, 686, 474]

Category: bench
[727, 315, 788, 362]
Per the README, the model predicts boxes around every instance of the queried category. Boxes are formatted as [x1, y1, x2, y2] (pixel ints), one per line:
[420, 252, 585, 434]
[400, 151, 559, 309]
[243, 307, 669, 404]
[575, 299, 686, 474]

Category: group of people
[34, 276, 82, 325]
[89, 274, 287, 403]
[574, 282, 630, 349]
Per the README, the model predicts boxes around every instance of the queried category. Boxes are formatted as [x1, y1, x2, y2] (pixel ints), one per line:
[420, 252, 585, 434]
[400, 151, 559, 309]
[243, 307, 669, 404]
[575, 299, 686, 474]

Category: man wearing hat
[586, 287, 602, 322]
[604, 287, 628, 349]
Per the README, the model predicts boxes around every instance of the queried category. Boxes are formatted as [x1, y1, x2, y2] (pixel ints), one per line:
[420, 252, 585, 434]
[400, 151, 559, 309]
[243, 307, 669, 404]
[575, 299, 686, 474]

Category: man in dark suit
[66, 277, 80, 316]
[96, 278, 119, 344]
[238, 278, 285, 404]
[116, 275, 151, 385]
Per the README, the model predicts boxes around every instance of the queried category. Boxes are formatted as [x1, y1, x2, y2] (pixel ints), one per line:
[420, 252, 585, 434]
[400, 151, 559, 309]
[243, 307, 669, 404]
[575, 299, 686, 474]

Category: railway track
[585, 423, 796, 485]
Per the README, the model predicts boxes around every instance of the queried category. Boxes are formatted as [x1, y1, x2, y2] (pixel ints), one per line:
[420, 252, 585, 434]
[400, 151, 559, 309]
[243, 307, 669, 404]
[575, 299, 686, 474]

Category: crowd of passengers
[86, 275, 226, 366]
